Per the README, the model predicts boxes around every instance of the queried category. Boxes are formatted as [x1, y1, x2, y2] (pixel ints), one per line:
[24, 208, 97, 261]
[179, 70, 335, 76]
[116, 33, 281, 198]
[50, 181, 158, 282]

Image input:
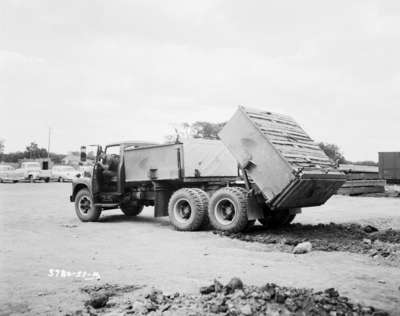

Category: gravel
[69, 278, 390, 315]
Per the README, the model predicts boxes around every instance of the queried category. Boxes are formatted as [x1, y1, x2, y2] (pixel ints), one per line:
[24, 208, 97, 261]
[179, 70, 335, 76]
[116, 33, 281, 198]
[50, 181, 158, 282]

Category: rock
[239, 304, 252, 315]
[225, 277, 243, 293]
[293, 241, 312, 254]
[214, 279, 223, 292]
[284, 297, 297, 312]
[231, 289, 245, 300]
[85, 293, 109, 309]
[145, 288, 164, 304]
[160, 303, 171, 312]
[210, 303, 227, 313]
[363, 225, 378, 233]
[131, 301, 147, 314]
[324, 288, 339, 298]
[363, 238, 372, 246]
[275, 290, 287, 303]
[199, 285, 214, 295]
[361, 306, 372, 313]
[144, 300, 158, 312]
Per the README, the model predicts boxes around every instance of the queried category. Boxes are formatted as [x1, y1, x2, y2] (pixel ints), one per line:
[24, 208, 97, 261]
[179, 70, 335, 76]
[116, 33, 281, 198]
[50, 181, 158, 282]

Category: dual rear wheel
[168, 186, 297, 232]
[168, 186, 252, 233]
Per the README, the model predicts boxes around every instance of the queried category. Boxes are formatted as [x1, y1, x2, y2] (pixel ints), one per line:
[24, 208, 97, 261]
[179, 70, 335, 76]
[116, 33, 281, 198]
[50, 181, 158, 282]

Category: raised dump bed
[219, 106, 346, 210]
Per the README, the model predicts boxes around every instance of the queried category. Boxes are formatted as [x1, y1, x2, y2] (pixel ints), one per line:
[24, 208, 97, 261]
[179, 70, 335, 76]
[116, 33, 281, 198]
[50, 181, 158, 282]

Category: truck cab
[70, 141, 158, 221]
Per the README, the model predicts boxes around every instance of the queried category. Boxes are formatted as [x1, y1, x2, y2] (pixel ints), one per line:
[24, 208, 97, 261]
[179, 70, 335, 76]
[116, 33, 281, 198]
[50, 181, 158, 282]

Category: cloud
[0, 0, 399, 160]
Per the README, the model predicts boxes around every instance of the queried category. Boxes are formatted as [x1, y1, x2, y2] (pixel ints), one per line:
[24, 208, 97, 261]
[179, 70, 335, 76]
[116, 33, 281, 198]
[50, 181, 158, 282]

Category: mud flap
[247, 194, 265, 220]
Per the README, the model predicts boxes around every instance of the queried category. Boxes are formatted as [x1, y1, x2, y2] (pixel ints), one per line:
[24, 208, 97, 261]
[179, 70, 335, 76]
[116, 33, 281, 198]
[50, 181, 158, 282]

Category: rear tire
[208, 187, 249, 233]
[75, 189, 101, 222]
[168, 188, 208, 231]
[192, 188, 210, 228]
[120, 201, 144, 217]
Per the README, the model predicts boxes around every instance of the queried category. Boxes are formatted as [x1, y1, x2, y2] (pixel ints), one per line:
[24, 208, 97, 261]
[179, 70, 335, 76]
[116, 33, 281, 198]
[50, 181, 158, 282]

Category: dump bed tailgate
[270, 170, 346, 209]
[219, 106, 346, 209]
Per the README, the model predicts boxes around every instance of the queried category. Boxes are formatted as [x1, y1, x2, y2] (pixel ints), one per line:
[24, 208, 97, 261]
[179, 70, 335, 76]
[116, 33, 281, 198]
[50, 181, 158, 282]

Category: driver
[98, 153, 119, 185]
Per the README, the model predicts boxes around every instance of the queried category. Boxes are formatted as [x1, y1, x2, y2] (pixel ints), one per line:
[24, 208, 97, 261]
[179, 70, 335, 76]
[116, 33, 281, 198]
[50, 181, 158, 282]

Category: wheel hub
[215, 199, 236, 225]
[174, 199, 192, 223]
[79, 196, 91, 214]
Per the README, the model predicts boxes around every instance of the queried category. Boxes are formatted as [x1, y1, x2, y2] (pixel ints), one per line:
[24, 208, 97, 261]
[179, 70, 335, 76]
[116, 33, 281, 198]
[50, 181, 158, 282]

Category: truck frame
[70, 107, 346, 233]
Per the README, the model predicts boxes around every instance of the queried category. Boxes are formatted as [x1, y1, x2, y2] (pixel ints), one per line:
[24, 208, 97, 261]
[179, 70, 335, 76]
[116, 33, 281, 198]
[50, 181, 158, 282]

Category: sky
[0, 0, 399, 161]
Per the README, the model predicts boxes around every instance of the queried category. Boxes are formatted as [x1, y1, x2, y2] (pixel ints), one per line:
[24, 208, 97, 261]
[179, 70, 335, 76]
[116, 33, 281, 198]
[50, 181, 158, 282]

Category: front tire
[208, 187, 249, 233]
[75, 189, 101, 222]
[168, 188, 208, 231]
[120, 201, 144, 217]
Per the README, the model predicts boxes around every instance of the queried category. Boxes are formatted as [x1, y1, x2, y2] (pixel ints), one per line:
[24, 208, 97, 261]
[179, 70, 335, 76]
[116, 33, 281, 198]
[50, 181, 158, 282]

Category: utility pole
[47, 127, 51, 158]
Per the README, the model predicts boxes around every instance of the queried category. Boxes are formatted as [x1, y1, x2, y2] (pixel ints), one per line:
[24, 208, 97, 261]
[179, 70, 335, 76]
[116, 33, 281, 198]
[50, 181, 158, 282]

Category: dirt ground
[0, 183, 400, 315]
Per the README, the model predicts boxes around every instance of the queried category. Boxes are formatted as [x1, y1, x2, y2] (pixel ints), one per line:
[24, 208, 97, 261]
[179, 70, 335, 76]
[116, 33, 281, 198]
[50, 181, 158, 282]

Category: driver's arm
[97, 155, 109, 170]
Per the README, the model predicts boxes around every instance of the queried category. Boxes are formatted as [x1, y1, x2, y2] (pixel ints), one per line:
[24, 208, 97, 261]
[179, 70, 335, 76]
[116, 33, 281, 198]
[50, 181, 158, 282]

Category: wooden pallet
[337, 186, 385, 196]
[341, 180, 386, 188]
[337, 179, 386, 196]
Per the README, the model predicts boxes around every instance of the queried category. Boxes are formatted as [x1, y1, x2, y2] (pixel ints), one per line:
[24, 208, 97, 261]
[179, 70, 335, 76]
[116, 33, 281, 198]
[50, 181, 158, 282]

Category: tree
[24, 142, 49, 159]
[1, 151, 26, 163]
[318, 142, 347, 164]
[165, 121, 226, 142]
[49, 153, 66, 164]
[191, 121, 226, 139]
[0, 139, 4, 161]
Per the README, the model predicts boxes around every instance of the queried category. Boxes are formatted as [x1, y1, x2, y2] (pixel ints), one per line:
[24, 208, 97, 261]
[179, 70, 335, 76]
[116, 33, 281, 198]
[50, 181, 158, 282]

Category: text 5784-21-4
[48, 269, 100, 280]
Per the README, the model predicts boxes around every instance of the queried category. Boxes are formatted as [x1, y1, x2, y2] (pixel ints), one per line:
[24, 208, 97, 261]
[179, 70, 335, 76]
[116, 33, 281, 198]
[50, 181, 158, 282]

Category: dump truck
[70, 106, 346, 232]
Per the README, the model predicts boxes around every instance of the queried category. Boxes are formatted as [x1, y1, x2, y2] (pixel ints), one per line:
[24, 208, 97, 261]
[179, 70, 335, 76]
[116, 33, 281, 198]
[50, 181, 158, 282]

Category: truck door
[98, 144, 122, 194]
[91, 146, 103, 201]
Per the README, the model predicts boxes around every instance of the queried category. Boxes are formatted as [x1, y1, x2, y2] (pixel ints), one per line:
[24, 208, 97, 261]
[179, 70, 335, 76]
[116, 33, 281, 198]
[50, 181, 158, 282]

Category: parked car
[15, 162, 51, 182]
[78, 164, 93, 177]
[52, 165, 81, 182]
[0, 165, 25, 183]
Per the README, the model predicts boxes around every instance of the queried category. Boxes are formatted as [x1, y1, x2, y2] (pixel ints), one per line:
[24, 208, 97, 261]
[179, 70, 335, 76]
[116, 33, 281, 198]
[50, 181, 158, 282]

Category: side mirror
[80, 146, 87, 162]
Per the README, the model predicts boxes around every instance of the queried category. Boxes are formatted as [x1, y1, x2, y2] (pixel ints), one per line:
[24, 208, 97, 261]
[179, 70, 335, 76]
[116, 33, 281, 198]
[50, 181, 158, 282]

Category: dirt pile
[69, 278, 389, 315]
[214, 223, 400, 264]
